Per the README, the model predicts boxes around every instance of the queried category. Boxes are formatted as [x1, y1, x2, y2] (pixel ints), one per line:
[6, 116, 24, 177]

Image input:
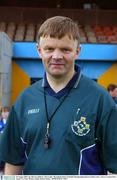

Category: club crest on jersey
[71, 116, 90, 136]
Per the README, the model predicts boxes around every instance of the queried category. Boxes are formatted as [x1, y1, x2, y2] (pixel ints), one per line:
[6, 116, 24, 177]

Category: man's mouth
[50, 63, 65, 69]
[50, 61, 65, 65]
[51, 63, 64, 65]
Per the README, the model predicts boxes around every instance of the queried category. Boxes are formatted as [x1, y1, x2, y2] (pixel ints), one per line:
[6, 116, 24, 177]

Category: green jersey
[0, 74, 117, 175]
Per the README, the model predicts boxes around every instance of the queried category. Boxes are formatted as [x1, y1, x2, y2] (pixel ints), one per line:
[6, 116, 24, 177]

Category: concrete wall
[0, 32, 12, 107]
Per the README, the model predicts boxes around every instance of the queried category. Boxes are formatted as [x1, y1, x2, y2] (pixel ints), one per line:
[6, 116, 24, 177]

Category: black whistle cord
[43, 86, 73, 149]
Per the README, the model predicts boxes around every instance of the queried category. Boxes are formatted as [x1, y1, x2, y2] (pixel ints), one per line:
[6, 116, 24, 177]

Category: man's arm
[4, 163, 23, 175]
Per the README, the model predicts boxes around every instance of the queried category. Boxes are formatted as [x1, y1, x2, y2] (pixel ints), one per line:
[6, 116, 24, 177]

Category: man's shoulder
[80, 74, 106, 93]
[15, 79, 43, 104]
[22, 78, 43, 94]
[80, 74, 116, 106]
[27, 78, 43, 92]
[77, 74, 117, 111]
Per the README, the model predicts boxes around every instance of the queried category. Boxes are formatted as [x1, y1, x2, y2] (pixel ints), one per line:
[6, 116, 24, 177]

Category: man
[0, 107, 9, 172]
[107, 84, 117, 106]
[0, 107, 9, 134]
[0, 16, 117, 175]
[0, 111, 5, 172]
[0, 111, 7, 134]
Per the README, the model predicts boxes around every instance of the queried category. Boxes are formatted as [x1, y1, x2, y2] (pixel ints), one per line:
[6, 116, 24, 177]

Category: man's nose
[52, 49, 63, 59]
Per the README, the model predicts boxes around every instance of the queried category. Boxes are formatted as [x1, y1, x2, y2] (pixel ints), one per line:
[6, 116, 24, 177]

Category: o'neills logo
[28, 108, 40, 114]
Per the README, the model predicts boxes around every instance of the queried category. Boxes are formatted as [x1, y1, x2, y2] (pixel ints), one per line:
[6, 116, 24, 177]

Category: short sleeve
[0, 106, 25, 165]
[96, 104, 117, 173]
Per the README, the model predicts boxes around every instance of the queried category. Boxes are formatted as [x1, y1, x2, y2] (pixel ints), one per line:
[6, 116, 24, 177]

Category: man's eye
[44, 48, 53, 52]
[62, 48, 70, 52]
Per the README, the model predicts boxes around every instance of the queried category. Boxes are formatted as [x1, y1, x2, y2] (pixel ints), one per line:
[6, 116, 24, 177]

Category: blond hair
[37, 16, 80, 46]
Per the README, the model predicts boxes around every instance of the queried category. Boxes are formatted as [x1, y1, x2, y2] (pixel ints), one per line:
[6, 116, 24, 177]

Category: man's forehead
[40, 35, 75, 41]
[39, 35, 77, 46]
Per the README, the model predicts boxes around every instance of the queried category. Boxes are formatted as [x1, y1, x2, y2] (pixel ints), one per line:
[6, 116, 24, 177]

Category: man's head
[1, 107, 10, 120]
[37, 16, 81, 80]
[37, 16, 80, 47]
[107, 84, 117, 97]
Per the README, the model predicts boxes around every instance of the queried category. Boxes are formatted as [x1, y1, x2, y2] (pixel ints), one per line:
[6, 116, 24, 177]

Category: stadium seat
[0, 22, 7, 32]
[25, 23, 35, 42]
[14, 23, 26, 41]
[6, 22, 16, 40]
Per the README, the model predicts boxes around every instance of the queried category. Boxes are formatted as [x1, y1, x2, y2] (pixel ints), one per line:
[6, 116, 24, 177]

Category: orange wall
[11, 61, 117, 104]
[10, 61, 30, 105]
[98, 62, 117, 89]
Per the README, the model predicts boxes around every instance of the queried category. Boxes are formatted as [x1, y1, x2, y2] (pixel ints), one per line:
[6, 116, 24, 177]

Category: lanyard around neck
[43, 86, 73, 149]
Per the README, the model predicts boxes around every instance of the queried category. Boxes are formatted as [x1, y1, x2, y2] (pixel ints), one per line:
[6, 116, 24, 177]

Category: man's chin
[49, 72, 64, 79]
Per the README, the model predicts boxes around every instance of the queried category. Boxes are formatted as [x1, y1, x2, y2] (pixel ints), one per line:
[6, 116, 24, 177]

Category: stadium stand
[0, 0, 117, 44]
[0, 21, 117, 43]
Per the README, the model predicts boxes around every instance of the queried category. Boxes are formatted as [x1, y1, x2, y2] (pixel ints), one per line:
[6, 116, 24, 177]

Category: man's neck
[46, 71, 75, 93]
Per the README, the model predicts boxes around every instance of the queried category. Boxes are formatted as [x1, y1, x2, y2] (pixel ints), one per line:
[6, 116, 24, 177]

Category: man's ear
[36, 43, 42, 58]
[75, 46, 81, 60]
[76, 46, 81, 55]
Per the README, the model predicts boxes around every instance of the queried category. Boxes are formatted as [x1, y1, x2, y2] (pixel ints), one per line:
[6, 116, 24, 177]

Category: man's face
[113, 88, 117, 97]
[37, 35, 80, 79]
[2, 111, 9, 119]
[110, 87, 117, 97]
